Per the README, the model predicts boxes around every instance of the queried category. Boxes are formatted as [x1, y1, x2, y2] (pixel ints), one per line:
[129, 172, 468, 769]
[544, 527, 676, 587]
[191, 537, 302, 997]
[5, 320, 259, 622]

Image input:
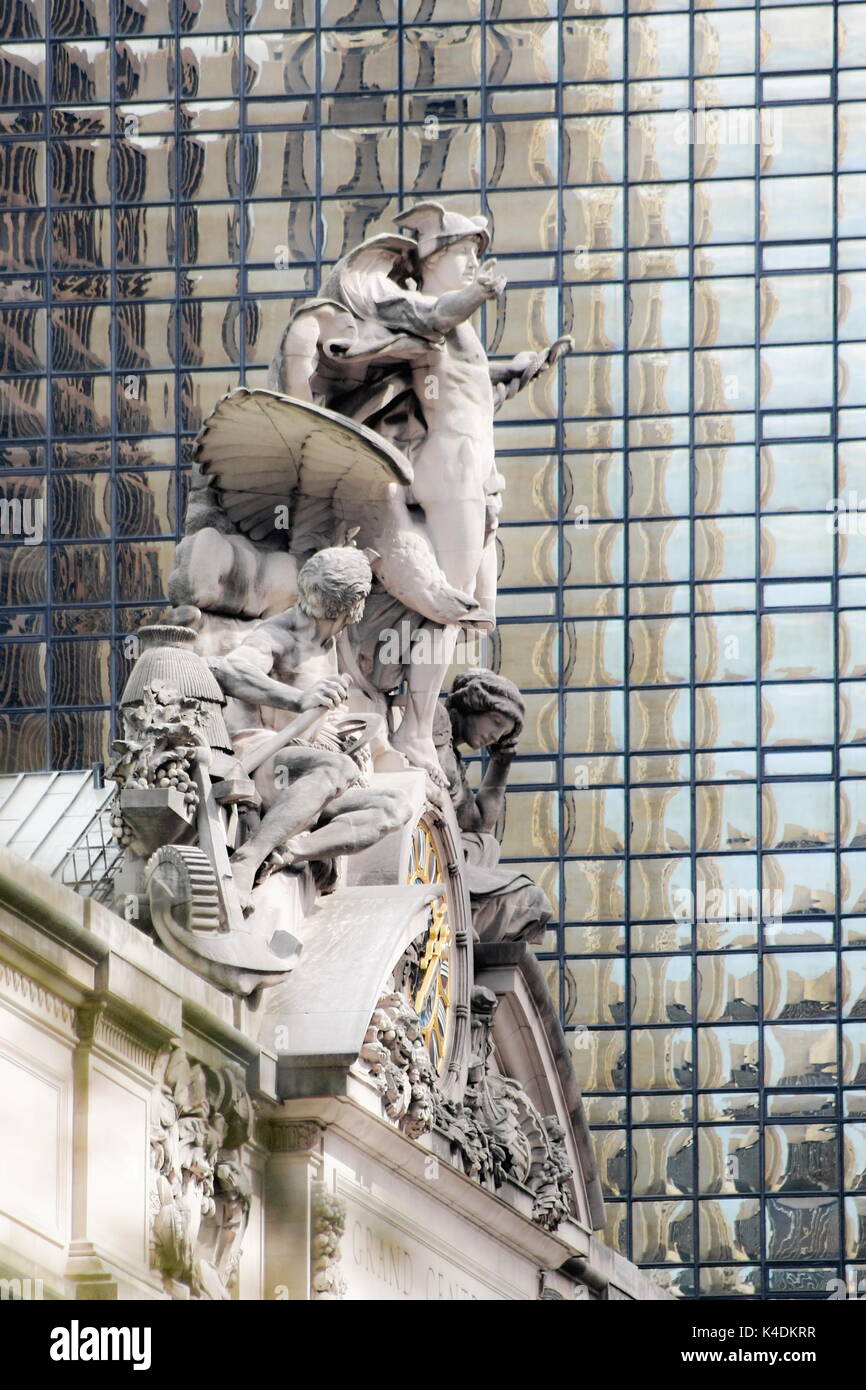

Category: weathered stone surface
[0, 846, 671, 1301]
[150, 1047, 252, 1300]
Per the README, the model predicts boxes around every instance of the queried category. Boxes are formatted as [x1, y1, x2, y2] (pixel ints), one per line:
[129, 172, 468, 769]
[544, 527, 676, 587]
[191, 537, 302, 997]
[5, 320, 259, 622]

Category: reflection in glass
[697, 956, 758, 1023]
[766, 1197, 839, 1262]
[763, 953, 837, 1021]
[700, 1265, 761, 1297]
[698, 1026, 760, 1089]
[631, 956, 692, 1025]
[764, 1024, 838, 1088]
[699, 1199, 761, 1262]
[632, 1200, 693, 1263]
[570, 1029, 626, 1093]
[765, 1124, 838, 1194]
[631, 1027, 693, 1090]
[632, 1128, 693, 1196]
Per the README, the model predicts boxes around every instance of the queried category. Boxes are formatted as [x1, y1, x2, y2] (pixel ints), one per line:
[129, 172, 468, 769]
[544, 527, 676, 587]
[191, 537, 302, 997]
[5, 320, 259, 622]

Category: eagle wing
[194, 386, 414, 555]
[191, 386, 479, 628]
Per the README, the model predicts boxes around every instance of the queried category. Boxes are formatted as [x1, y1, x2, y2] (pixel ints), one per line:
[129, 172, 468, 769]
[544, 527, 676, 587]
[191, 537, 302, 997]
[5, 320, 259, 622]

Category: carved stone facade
[0, 844, 671, 1302]
[310, 1184, 347, 1300]
[149, 1048, 252, 1300]
[357, 992, 438, 1141]
[355, 983, 573, 1233]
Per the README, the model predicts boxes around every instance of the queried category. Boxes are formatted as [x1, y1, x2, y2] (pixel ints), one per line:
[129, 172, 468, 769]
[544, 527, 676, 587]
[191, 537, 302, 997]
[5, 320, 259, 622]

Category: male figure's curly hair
[297, 547, 372, 621]
[445, 669, 524, 738]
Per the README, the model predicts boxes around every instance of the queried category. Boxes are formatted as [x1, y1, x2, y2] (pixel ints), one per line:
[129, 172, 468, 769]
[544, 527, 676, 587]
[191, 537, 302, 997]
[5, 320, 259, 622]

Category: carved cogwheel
[146, 844, 222, 933]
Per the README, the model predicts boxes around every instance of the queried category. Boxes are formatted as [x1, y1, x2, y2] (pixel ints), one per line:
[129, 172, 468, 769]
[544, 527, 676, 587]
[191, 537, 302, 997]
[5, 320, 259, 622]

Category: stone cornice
[0, 848, 269, 1090]
[258, 1117, 326, 1155]
[275, 1093, 593, 1272]
[75, 1001, 160, 1078]
[0, 959, 78, 1037]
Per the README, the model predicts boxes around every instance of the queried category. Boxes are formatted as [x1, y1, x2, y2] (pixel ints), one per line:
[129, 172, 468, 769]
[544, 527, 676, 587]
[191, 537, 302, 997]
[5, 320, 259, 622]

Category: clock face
[406, 818, 453, 1076]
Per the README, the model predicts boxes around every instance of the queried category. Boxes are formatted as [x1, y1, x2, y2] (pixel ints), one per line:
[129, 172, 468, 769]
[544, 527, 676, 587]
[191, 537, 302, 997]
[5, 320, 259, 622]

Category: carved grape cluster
[154, 758, 199, 815]
[110, 804, 134, 849]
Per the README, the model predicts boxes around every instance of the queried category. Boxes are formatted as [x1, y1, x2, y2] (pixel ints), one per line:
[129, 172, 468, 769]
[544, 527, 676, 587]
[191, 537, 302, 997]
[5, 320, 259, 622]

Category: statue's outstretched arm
[210, 653, 305, 713]
[210, 636, 349, 716]
[378, 260, 506, 337]
[424, 277, 497, 333]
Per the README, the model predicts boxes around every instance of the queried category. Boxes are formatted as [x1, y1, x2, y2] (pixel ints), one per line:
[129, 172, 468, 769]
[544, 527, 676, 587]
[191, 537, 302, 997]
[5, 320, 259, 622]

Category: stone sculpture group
[110, 199, 565, 985]
[102, 202, 577, 1290]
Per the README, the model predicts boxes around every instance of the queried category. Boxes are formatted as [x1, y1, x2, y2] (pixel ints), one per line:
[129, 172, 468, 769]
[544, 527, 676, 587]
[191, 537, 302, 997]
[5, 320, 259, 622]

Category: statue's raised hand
[476, 259, 507, 299]
[489, 731, 519, 763]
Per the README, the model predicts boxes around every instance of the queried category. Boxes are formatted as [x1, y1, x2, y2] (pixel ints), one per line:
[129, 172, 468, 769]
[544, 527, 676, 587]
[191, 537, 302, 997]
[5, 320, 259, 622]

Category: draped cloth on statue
[268, 236, 439, 460]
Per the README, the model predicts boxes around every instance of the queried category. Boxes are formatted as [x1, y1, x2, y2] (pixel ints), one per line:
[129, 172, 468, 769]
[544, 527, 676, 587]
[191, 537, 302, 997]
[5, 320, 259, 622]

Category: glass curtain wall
[2, 0, 866, 1298]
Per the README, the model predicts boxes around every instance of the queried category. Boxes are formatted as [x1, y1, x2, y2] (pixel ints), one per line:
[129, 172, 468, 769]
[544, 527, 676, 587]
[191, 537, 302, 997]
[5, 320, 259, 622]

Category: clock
[399, 806, 472, 1096]
[406, 818, 453, 1076]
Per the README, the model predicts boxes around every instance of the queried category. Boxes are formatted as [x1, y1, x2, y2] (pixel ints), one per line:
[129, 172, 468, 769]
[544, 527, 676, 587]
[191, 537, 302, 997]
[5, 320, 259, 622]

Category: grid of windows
[3, 0, 866, 1298]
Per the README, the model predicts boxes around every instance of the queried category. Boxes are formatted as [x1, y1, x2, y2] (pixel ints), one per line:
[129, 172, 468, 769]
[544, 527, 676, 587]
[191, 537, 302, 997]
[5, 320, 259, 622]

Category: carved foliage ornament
[107, 626, 297, 998]
[356, 985, 574, 1232]
[311, 1183, 347, 1300]
[149, 1047, 252, 1300]
[358, 992, 438, 1141]
[108, 679, 204, 852]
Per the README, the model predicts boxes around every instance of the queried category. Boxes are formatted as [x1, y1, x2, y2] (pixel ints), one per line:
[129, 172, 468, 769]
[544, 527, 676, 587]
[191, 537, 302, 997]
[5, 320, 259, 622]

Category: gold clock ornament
[406, 818, 453, 1075]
